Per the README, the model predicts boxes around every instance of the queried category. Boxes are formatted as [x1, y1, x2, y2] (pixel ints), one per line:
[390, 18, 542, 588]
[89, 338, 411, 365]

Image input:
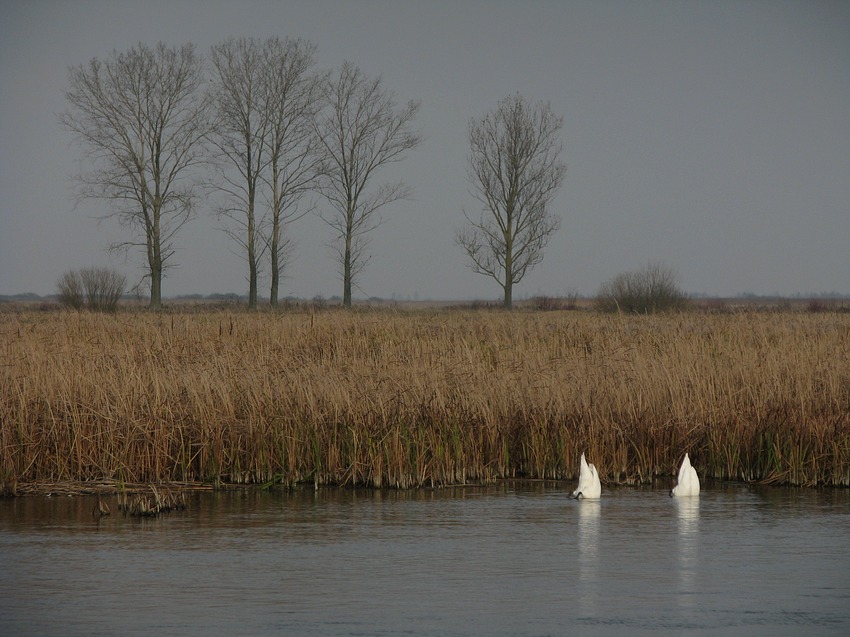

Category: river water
[1, 482, 848, 636]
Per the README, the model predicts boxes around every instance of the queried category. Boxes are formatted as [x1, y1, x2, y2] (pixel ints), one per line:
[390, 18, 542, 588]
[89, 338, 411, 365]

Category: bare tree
[260, 38, 323, 307]
[457, 94, 566, 308]
[209, 37, 322, 308]
[208, 38, 268, 309]
[313, 62, 422, 308]
[60, 43, 209, 309]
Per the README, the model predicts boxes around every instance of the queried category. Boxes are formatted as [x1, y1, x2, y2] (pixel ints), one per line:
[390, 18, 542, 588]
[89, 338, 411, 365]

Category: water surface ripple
[1, 482, 848, 636]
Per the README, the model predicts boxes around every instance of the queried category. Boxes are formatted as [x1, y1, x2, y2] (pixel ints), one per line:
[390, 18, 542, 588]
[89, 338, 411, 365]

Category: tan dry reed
[2, 308, 849, 490]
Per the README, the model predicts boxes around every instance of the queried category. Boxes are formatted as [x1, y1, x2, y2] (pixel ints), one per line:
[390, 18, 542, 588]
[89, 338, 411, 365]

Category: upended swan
[571, 452, 602, 499]
[670, 453, 700, 497]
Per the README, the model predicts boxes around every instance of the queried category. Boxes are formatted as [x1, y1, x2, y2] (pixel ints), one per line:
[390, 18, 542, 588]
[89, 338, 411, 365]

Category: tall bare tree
[60, 42, 209, 309]
[260, 38, 323, 307]
[208, 38, 268, 309]
[313, 62, 422, 308]
[209, 37, 322, 308]
[457, 93, 566, 308]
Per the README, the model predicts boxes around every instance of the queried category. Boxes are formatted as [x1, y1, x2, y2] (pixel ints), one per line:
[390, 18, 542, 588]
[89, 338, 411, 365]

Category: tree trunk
[248, 258, 257, 308]
[247, 202, 257, 309]
[149, 262, 162, 310]
[149, 213, 163, 310]
[343, 236, 352, 308]
[270, 200, 280, 307]
[270, 260, 279, 307]
[503, 243, 513, 309]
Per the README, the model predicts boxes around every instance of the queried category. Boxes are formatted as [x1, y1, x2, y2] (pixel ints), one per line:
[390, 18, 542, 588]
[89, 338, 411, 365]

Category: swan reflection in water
[577, 499, 601, 615]
[675, 496, 700, 609]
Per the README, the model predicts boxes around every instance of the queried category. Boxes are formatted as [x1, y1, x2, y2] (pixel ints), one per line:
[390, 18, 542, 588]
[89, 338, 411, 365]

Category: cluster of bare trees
[206, 38, 322, 308]
[61, 40, 566, 309]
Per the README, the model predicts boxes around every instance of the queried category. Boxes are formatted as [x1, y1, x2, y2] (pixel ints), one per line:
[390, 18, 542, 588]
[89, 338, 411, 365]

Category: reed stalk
[1, 308, 848, 490]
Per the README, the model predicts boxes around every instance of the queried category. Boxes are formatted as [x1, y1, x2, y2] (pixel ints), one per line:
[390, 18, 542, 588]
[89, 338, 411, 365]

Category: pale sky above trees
[1, 0, 849, 300]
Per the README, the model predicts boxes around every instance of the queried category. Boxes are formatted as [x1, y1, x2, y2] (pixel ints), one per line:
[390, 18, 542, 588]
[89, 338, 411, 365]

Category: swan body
[571, 452, 601, 499]
[670, 453, 700, 497]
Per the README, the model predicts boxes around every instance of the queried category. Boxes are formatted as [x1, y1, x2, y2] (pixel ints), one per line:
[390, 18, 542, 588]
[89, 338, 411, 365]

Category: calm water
[1, 482, 848, 636]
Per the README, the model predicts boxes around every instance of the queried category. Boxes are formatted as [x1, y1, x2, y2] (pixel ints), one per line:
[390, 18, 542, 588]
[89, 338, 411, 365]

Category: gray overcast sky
[1, 0, 848, 300]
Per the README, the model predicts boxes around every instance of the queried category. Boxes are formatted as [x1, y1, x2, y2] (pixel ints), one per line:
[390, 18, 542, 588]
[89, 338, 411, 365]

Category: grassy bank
[2, 308, 849, 492]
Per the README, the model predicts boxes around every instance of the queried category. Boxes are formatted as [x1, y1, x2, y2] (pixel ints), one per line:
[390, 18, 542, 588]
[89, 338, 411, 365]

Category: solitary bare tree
[261, 38, 323, 307]
[313, 62, 422, 307]
[60, 43, 209, 309]
[457, 94, 566, 308]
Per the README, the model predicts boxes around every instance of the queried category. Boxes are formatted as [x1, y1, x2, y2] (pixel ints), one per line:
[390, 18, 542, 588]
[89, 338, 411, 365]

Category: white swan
[670, 452, 700, 497]
[571, 452, 601, 499]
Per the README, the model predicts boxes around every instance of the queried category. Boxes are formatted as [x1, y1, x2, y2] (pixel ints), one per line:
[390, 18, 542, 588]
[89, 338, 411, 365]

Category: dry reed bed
[1, 309, 849, 491]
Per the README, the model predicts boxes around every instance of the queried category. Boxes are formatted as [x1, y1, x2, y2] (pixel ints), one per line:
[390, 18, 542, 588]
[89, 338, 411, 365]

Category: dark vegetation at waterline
[2, 309, 849, 495]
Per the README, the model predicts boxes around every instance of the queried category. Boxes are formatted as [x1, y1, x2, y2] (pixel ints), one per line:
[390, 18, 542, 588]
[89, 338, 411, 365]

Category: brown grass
[2, 308, 849, 491]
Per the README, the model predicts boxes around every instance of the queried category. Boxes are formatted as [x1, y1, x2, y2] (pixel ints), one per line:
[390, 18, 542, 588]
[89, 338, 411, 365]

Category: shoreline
[4, 473, 846, 499]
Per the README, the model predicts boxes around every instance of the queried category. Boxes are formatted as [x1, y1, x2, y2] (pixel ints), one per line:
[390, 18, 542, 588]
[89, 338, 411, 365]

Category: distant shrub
[82, 267, 125, 312]
[56, 270, 85, 310]
[701, 298, 731, 314]
[596, 262, 688, 314]
[56, 267, 125, 312]
[530, 295, 561, 311]
[529, 291, 580, 311]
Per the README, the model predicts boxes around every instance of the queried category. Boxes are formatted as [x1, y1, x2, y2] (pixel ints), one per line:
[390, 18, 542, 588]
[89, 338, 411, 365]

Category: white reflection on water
[577, 499, 601, 617]
[674, 496, 699, 611]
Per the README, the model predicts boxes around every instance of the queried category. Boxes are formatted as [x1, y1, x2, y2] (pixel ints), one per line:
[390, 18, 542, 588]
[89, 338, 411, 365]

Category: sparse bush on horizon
[528, 290, 581, 311]
[56, 267, 126, 312]
[596, 261, 689, 313]
[56, 270, 85, 310]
